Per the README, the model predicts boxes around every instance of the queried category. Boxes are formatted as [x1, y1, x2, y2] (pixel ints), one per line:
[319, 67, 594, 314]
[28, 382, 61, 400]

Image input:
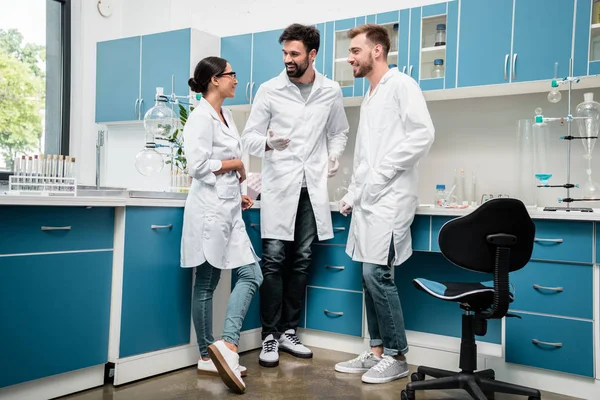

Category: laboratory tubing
[432, 59, 444, 78]
[434, 24, 446, 46]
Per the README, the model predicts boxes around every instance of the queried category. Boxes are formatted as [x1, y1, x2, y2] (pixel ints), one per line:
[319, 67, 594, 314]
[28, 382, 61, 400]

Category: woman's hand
[241, 195, 254, 210]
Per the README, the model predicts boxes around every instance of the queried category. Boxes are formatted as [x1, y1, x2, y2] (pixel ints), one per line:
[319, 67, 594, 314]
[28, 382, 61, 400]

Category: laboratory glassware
[516, 119, 536, 207]
[432, 59, 444, 78]
[334, 167, 350, 202]
[576, 92, 600, 199]
[434, 24, 446, 46]
[533, 110, 552, 186]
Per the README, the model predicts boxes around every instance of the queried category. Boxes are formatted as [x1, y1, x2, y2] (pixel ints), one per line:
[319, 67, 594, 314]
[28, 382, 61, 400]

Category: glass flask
[135, 146, 164, 176]
[532, 111, 552, 187]
[576, 92, 600, 199]
[143, 87, 177, 140]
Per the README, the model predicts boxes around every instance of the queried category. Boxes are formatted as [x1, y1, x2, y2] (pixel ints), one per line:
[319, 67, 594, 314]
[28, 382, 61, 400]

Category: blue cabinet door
[120, 207, 192, 358]
[511, 0, 575, 82]
[398, 9, 411, 75]
[222, 34, 253, 106]
[457, 0, 513, 87]
[573, 0, 592, 77]
[95, 37, 141, 122]
[0, 251, 113, 388]
[251, 29, 284, 100]
[411, 215, 430, 251]
[140, 29, 191, 118]
[408, 7, 422, 82]
[314, 23, 326, 76]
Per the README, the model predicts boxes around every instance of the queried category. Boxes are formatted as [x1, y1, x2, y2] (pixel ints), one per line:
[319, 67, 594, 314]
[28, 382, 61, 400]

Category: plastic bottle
[434, 184, 446, 208]
[432, 59, 444, 78]
[435, 24, 446, 46]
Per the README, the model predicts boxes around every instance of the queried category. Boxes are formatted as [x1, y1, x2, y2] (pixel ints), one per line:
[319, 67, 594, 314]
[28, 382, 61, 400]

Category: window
[0, 0, 70, 181]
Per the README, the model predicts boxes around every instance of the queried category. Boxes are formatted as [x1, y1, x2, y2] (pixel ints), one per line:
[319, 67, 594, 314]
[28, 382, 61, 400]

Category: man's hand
[328, 157, 339, 178]
[241, 195, 254, 210]
[339, 200, 352, 217]
[266, 130, 290, 151]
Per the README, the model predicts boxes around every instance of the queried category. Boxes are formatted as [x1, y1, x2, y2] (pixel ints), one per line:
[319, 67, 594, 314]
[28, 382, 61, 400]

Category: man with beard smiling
[241, 23, 349, 368]
[334, 24, 434, 385]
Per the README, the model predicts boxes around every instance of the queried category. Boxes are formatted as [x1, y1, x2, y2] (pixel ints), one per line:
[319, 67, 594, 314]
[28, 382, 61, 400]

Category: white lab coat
[241, 69, 349, 241]
[342, 69, 435, 266]
[180, 98, 258, 269]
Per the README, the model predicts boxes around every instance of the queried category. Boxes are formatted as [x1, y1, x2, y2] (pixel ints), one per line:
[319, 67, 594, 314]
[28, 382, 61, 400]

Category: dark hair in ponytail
[188, 56, 228, 95]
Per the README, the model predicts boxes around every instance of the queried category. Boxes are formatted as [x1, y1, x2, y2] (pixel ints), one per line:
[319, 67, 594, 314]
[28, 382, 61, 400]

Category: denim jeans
[192, 261, 263, 358]
[260, 188, 317, 340]
[363, 239, 409, 356]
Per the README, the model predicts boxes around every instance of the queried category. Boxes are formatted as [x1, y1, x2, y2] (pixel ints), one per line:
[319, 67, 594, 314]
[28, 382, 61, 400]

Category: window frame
[0, 0, 71, 182]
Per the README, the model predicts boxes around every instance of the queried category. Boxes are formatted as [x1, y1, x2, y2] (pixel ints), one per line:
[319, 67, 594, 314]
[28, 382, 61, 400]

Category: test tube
[33, 155, 39, 191]
[58, 155, 64, 191]
[27, 156, 33, 190]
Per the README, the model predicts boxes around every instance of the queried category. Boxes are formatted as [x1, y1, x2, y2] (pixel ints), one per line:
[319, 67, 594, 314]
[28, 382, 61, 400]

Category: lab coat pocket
[216, 184, 240, 200]
[370, 106, 397, 132]
[363, 169, 390, 205]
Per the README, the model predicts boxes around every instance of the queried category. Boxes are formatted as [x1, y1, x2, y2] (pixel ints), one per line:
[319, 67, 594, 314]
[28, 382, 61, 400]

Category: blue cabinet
[511, 0, 574, 82]
[0, 251, 113, 388]
[222, 34, 253, 106]
[96, 29, 195, 123]
[120, 207, 192, 358]
[140, 29, 191, 117]
[251, 29, 285, 100]
[96, 37, 141, 123]
[305, 287, 363, 336]
[457, 0, 513, 87]
[573, 0, 594, 77]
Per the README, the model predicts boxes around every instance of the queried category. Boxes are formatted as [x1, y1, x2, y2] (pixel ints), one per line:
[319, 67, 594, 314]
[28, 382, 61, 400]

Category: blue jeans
[192, 261, 263, 358]
[260, 188, 317, 340]
[362, 240, 409, 356]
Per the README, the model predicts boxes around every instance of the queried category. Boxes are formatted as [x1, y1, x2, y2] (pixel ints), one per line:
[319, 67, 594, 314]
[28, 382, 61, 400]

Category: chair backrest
[438, 198, 535, 274]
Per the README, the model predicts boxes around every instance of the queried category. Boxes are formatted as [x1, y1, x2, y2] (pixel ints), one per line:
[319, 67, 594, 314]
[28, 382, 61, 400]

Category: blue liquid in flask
[535, 173, 552, 185]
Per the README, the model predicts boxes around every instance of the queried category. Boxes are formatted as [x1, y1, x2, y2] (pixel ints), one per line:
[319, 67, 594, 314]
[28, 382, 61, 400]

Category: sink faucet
[96, 130, 105, 190]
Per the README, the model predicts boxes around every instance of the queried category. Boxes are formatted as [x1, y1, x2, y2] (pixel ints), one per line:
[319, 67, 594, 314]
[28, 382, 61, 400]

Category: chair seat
[413, 278, 514, 311]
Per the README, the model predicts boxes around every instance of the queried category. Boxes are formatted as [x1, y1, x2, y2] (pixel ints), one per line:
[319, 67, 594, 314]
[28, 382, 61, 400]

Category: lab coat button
[205, 234, 210, 239]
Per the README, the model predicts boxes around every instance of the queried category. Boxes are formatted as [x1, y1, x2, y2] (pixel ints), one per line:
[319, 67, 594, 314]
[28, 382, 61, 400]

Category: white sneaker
[361, 355, 409, 384]
[259, 334, 280, 367]
[279, 329, 313, 359]
[207, 340, 246, 394]
[334, 351, 382, 373]
[197, 358, 247, 377]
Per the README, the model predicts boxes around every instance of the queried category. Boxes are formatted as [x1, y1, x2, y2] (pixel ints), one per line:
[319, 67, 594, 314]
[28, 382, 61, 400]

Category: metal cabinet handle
[534, 238, 563, 243]
[134, 99, 140, 118]
[333, 227, 346, 232]
[151, 224, 173, 229]
[409, 65, 413, 77]
[41, 226, 72, 231]
[250, 223, 260, 228]
[138, 99, 144, 119]
[245, 82, 250, 102]
[324, 309, 344, 316]
[504, 54, 509, 81]
[402, 65, 407, 74]
[250, 82, 255, 102]
[532, 339, 562, 348]
[533, 284, 563, 292]
[512, 53, 518, 80]
[325, 265, 345, 270]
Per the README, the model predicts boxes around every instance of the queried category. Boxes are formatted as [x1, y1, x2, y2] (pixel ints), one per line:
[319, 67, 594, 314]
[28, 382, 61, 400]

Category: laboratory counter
[0, 195, 599, 400]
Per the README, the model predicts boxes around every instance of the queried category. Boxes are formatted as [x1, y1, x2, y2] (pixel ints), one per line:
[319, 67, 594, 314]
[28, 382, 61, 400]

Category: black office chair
[401, 198, 542, 400]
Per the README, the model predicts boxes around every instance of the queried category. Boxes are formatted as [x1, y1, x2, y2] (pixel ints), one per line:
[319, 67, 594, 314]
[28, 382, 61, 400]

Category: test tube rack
[8, 175, 78, 196]
[535, 60, 600, 212]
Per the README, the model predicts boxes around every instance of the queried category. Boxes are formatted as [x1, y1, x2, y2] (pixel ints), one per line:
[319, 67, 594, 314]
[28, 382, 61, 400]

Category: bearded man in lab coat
[241, 23, 350, 368]
[334, 24, 435, 384]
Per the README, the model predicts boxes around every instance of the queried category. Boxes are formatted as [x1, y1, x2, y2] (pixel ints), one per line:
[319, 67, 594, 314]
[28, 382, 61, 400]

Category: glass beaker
[516, 119, 536, 207]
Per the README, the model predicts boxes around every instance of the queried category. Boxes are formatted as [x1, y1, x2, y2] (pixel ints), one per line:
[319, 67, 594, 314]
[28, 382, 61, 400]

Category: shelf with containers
[587, 1, 600, 74]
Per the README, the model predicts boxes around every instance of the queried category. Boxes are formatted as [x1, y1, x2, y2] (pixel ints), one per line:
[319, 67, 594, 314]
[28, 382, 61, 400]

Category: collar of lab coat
[198, 97, 239, 141]
[273, 68, 333, 92]
[365, 68, 398, 101]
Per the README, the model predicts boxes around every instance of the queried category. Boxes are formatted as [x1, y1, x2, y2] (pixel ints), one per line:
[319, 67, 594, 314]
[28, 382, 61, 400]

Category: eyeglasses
[217, 71, 237, 79]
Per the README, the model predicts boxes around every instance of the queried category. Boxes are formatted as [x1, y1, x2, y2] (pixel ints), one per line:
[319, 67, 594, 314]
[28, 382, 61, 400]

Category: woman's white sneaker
[197, 358, 247, 377]
[207, 340, 246, 394]
[361, 355, 409, 384]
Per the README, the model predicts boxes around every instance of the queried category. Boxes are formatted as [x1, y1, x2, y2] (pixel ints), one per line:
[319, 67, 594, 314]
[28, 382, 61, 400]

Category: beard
[286, 57, 310, 78]
[353, 54, 374, 78]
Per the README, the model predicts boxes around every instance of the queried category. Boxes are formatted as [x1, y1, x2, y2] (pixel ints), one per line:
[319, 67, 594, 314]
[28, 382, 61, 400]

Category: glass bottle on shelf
[435, 24, 446, 46]
[432, 59, 444, 78]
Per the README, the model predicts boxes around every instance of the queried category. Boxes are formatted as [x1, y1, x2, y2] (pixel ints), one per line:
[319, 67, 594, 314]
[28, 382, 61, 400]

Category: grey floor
[61, 348, 581, 400]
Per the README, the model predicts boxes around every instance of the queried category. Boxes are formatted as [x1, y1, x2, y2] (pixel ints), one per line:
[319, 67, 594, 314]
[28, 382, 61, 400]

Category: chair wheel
[528, 397, 540, 400]
[410, 372, 425, 382]
[401, 390, 415, 400]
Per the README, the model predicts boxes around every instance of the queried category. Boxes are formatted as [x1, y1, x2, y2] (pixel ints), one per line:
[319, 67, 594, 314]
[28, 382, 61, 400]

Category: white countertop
[2, 194, 600, 222]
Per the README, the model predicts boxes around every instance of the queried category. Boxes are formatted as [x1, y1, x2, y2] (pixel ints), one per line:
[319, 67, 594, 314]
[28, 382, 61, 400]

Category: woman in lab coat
[181, 56, 262, 394]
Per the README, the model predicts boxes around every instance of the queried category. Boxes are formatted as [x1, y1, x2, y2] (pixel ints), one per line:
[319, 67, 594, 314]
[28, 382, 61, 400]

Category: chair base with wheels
[400, 198, 542, 400]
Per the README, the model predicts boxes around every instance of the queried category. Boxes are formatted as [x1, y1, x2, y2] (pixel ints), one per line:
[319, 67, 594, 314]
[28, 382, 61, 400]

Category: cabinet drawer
[305, 287, 363, 337]
[320, 212, 351, 245]
[309, 245, 362, 291]
[531, 220, 593, 263]
[506, 313, 594, 377]
[411, 215, 430, 251]
[0, 206, 114, 255]
[510, 261, 593, 319]
[120, 206, 192, 358]
[431, 216, 455, 252]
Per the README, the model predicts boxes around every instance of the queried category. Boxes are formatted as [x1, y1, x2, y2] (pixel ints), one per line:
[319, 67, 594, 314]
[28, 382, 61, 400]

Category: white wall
[71, 0, 600, 210]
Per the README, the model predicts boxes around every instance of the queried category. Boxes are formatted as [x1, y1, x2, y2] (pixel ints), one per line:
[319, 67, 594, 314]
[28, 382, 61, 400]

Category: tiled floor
[61, 348, 581, 400]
